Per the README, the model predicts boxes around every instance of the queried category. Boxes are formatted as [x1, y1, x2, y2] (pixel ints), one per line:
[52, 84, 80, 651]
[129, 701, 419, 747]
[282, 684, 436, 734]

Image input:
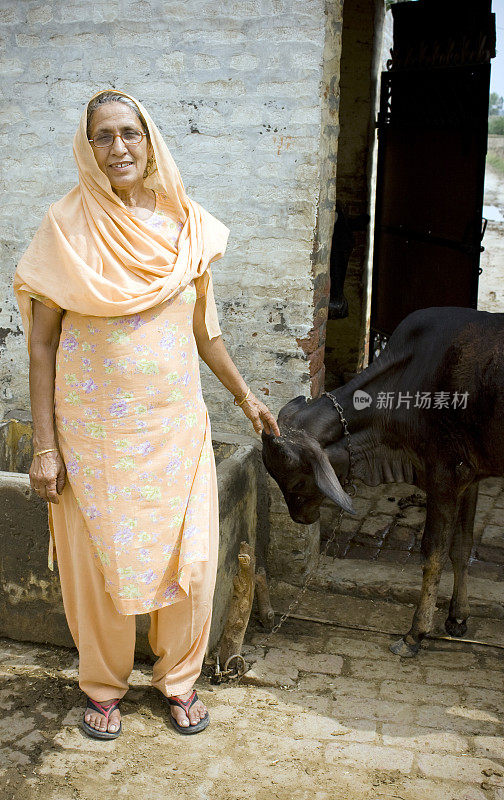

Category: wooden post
[217, 541, 256, 667]
[255, 566, 275, 629]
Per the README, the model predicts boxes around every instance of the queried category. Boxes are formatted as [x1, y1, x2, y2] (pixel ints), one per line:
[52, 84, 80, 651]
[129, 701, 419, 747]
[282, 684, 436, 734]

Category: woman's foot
[168, 689, 208, 728]
[84, 698, 121, 734]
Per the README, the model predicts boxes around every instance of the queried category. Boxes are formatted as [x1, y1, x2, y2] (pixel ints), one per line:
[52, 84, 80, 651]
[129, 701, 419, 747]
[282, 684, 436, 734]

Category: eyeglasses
[88, 130, 147, 148]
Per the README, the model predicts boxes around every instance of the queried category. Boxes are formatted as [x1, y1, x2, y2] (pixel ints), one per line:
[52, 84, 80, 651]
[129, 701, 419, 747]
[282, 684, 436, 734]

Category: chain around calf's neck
[322, 390, 356, 494]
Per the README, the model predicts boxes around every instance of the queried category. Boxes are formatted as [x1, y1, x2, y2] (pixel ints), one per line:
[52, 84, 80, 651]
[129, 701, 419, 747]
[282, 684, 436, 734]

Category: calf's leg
[391, 489, 457, 657]
[445, 483, 478, 637]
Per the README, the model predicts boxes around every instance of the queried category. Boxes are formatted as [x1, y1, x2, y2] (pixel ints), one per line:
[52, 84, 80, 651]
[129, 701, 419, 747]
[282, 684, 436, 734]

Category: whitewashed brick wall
[0, 0, 343, 440]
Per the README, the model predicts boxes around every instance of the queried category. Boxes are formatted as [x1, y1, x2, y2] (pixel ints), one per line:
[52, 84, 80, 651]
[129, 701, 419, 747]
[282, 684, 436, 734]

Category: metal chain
[213, 394, 355, 682]
[322, 391, 356, 496]
[253, 506, 345, 650]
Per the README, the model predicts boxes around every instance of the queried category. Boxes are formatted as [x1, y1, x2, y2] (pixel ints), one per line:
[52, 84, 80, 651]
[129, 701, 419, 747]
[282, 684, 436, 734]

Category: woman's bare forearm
[29, 342, 59, 451]
[193, 307, 280, 436]
[195, 333, 249, 400]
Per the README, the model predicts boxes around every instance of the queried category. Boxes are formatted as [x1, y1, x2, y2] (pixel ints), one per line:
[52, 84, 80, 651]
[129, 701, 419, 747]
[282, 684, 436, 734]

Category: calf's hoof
[445, 616, 468, 638]
[389, 637, 420, 658]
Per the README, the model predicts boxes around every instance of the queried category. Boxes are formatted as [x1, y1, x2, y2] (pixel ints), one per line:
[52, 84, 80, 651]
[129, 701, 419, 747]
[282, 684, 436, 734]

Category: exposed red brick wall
[296, 306, 329, 399]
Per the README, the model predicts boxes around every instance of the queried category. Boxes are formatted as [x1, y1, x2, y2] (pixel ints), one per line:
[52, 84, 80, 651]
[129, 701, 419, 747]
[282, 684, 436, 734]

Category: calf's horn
[309, 448, 355, 515]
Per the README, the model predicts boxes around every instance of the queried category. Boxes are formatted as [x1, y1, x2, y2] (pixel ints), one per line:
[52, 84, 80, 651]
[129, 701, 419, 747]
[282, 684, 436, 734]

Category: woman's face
[88, 102, 151, 193]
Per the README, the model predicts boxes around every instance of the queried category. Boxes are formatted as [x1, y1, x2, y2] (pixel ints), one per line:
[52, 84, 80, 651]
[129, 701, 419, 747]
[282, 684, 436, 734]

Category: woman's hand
[29, 450, 67, 504]
[238, 391, 280, 436]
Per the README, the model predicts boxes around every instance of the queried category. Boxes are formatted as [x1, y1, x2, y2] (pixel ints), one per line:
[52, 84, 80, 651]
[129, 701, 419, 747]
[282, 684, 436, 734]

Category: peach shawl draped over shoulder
[13, 89, 229, 348]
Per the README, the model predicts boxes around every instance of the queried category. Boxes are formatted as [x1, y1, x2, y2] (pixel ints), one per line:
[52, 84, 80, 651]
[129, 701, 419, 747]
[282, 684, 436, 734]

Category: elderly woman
[14, 89, 280, 740]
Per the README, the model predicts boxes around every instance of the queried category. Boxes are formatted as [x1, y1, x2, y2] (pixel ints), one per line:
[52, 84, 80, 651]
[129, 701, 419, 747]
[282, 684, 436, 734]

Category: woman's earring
[143, 156, 154, 179]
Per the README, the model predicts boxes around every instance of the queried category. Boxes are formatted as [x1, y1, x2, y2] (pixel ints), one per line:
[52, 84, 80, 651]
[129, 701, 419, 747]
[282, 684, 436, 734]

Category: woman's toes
[108, 710, 121, 732]
[171, 707, 189, 727]
[189, 703, 206, 724]
[84, 705, 120, 734]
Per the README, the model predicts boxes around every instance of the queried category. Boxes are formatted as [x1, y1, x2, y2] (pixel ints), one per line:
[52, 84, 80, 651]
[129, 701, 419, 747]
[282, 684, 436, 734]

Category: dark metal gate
[370, 0, 496, 356]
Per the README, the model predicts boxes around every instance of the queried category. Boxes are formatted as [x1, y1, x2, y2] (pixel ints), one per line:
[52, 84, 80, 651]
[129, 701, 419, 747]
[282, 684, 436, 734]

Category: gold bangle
[234, 388, 250, 406]
[34, 448, 58, 457]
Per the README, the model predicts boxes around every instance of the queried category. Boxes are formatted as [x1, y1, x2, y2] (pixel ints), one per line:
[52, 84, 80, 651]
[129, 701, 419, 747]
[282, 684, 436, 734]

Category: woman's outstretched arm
[193, 297, 280, 436]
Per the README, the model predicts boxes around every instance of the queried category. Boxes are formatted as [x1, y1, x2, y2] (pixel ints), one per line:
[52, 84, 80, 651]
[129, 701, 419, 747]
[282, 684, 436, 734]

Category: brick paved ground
[244, 613, 504, 800]
[1, 582, 503, 800]
[320, 477, 504, 584]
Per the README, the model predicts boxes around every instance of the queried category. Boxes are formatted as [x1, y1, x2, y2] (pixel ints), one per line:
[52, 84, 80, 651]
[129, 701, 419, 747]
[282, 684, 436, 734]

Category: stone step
[309, 555, 504, 620]
[268, 579, 504, 649]
[269, 578, 412, 636]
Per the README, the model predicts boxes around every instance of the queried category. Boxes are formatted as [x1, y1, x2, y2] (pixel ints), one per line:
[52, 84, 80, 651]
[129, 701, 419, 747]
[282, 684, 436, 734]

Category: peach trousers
[49, 463, 219, 703]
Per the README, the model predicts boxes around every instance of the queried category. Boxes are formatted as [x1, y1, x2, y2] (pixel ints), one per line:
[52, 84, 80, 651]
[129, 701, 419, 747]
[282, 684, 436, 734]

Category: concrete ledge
[314, 556, 504, 621]
[0, 443, 264, 660]
[0, 473, 67, 646]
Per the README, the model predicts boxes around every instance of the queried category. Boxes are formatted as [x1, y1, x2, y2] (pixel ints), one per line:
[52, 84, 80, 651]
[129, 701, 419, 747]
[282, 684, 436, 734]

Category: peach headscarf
[14, 89, 230, 352]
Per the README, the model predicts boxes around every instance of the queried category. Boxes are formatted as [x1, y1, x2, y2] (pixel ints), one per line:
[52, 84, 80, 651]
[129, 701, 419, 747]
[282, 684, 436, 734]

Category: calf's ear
[309, 448, 355, 515]
[278, 395, 308, 428]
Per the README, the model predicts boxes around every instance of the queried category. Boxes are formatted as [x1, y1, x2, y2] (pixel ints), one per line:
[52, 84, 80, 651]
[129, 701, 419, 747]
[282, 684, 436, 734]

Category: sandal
[167, 690, 210, 735]
[81, 696, 122, 740]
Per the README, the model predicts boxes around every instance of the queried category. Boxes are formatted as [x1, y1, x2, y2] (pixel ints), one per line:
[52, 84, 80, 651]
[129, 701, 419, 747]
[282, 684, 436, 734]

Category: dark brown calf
[262, 307, 504, 656]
